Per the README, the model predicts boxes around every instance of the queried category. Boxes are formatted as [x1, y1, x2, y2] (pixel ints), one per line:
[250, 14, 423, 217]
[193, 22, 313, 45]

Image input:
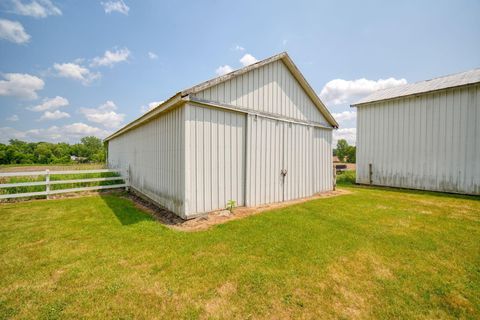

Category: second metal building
[352, 69, 480, 195]
[106, 52, 338, 218]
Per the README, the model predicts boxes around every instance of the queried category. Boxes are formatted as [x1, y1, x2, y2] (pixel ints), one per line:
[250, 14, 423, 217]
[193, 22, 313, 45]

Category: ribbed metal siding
[193, 60, 329, 125]
[184, 103, 245, 215]
[283, 122, 314, 201]
[246, 115, 333, 206]
[313, 127, 333, 193]
[108, 106, 186, 216]
[357, 83, 480, 195]
[245, 115, 284, 206]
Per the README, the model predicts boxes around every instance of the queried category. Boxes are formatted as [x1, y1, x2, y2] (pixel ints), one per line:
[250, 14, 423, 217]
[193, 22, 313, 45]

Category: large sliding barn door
[245, 115, 315, 206]
[246, 115, 284, 206]
[283, 122, 314, 201]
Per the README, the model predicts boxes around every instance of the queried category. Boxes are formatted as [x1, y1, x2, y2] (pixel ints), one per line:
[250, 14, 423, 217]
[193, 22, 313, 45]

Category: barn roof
[352, 68, 480, 107]
[105, 52, 337, 141]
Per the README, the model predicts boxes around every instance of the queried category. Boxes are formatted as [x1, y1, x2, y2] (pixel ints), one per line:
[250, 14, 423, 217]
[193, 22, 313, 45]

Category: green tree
[346, 145, 356, 163]
[34, 143, 54, 163]
[336, 139, 356, 163]
[336, 139, 349, 162]
[0, 136, 105, 164]
[81, 136, 102, 151]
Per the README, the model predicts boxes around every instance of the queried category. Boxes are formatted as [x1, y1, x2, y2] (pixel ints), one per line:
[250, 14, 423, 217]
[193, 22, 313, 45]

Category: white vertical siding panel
[445, 92, 453, 188]
[458, 89, 468, 191]
[197, 107, 205, 212]
[430, 94, 437, 189]
[246, 116, 282, 206]
[107, 106, 186, 217]
[184, 105, 194, 213]
[472, 86, 478, 193]
[312, 127, 332, 192]
[218, 111, 226, 212]
[183, 104, 245, 216]
[245, 116, 332, 206]
[356, 84, 480, 195]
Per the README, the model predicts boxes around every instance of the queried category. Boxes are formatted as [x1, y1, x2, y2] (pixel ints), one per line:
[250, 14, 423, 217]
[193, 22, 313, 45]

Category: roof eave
[104, 93, 183, 142]
[351, 80, 480, 107]
[280, 55, 339, 128]
[181, 52, 289, 96]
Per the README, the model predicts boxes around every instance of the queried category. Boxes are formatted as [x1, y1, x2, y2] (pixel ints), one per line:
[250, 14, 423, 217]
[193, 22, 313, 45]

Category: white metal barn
[106, 52, 339, 219]
[352, 69, 480, 195]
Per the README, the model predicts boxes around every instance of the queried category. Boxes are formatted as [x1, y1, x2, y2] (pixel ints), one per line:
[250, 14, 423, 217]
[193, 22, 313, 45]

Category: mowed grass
[0, 184, 479, 319]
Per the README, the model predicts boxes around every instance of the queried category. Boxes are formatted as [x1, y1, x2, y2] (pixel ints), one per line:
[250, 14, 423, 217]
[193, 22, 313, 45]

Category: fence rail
[0, 169, 127, 200]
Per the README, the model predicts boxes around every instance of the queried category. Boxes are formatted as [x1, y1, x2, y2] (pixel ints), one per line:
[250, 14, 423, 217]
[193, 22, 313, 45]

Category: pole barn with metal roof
[105, 52, 338, 219]
[352, 68, 480, 195]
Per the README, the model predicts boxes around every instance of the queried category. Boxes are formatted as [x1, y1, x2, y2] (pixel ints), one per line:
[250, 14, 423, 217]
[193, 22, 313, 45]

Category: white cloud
[0, 73, 44, 99]
[38, 110, 70, 121]
[28, 96, 69, 112]
[80, 100, 125, 129]
[239, 53, 258, 67]
[6, 114, 19, 121]
[320, 77, 407, 106]
[148, 51, 158, 59]
[10, 0, 62, 18]
[215, 65, 233, 76]
[333, 128, 356, 146]
[232, 44, 244, 51]
[140, 100, 164, 113]
[332, 110, 356, 123]
[91, 48, 130, 67]
[0, 123, 110, 143]
[61, 122, 110, 137]
[53, 62, 100, 85]
[101, 0, 129, 15]
[0, 19, 30, 44]
[282, 39, 288, 46]
[0, 127, 26, 142]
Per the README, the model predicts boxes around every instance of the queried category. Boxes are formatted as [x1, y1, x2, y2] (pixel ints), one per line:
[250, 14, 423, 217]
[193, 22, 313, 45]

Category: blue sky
[1, 0, 479, 145]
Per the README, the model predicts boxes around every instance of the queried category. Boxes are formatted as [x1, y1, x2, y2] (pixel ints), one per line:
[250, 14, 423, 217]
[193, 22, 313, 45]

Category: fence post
[125, 167, 130, 192]
[333, 165, 337, 191]
[45, 169, 50, 199]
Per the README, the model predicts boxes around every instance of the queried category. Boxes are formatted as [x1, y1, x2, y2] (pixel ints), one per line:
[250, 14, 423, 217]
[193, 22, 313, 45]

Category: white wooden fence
[0, 169, 127, 200]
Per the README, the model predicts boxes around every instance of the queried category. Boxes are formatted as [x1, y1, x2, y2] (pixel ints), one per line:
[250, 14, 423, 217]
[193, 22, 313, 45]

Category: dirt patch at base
[125, 193, 185, 226]
[126, 189, 351, 232]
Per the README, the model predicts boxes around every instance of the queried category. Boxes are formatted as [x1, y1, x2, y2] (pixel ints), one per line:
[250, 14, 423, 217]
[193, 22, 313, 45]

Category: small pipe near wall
[369, 163, 373, 185]
[333, 165, 336, 191]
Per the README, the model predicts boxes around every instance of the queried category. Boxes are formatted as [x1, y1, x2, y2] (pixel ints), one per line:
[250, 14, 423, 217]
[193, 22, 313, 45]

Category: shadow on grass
[100, 193, 154, 226]
[350, 183, 480, 202]
[337, 170, 480, 201]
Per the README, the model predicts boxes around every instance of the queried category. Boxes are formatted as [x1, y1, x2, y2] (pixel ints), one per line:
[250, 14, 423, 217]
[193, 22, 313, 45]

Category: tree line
[1, 135, 355, 166]
[333, 139, 356, 163]
[0, 136, 106, 165]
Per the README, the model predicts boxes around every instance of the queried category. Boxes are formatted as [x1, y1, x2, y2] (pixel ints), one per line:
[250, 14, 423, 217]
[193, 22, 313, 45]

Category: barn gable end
[106, 52, 336, 218]
[190, 59, 331, 126]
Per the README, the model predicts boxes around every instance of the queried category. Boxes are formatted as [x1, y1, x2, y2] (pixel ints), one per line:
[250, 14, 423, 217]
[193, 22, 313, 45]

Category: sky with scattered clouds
[0, 0, 479, 144]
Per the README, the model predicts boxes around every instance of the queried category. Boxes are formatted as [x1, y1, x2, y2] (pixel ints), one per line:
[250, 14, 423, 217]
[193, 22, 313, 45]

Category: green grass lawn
[1, 182, 479, 319]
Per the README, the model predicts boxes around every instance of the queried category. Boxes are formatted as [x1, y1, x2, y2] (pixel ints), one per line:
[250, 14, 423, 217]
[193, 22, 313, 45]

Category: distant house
[70, 155, 87, 162]
[352, 68, 480, 195]
[105, 52, 339, 218]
